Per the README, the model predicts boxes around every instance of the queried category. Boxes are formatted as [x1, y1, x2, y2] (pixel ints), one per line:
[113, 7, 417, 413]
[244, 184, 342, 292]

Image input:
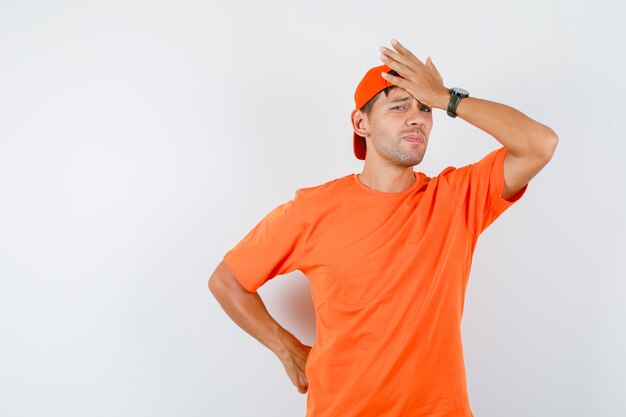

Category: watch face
[452, 87, 469, 97]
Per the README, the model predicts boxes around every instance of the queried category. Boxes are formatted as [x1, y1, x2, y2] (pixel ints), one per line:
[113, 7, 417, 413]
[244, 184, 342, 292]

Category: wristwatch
[447, 87, 470, 118]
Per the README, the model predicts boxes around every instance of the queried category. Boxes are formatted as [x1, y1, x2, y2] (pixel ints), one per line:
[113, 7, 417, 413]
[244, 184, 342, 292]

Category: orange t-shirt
[223, 146, 527, 417]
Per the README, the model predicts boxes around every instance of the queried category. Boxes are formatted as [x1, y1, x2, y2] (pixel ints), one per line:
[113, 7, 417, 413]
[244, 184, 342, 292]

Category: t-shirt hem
[223, 251, 258, 293]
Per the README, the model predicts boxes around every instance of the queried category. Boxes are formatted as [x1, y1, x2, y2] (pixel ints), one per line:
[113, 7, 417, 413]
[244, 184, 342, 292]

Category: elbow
[208, 274, 219, 295]
[209, 274, 234, 301]
[208, 267, 225, 296]
[533, 126, 558, 161]
[544, 128, 558, 160]
[209, 259, 251, 296]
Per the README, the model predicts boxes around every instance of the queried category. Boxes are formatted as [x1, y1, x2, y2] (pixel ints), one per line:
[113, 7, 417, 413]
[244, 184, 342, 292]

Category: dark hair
[359, 69, 401, 116]
[358, 86, 398, 150]
[359, 85, 397, 116]
[357, 72, 400, 151]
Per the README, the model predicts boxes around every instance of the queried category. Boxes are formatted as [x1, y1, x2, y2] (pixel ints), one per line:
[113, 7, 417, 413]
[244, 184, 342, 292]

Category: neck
[358, 161, 416, 193]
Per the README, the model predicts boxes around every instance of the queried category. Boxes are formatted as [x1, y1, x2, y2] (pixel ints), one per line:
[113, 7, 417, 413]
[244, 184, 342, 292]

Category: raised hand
[379, 38, 449, 110]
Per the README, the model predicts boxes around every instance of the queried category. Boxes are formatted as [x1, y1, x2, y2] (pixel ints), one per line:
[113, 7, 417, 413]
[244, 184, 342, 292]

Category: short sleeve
[441, 146, 528, 235]
[223, 189, 307, 293]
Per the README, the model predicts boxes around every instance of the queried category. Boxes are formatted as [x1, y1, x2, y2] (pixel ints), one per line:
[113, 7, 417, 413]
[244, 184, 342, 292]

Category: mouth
[402, 134, 425, 143]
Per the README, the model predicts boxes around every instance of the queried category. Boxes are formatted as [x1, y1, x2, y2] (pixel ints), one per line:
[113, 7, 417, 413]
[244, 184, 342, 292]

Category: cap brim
[353, 132, 366, 160]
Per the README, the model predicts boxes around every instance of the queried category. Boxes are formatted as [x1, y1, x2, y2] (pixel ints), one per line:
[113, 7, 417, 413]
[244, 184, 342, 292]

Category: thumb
[426, 57, 444, 84]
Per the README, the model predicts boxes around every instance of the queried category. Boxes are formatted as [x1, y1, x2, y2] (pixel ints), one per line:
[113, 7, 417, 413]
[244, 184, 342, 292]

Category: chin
[396, 156, 423, 167]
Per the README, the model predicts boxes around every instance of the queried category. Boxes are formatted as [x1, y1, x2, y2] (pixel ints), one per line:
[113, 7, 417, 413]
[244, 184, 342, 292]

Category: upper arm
[209, 259, 251, 294]
[502, 136, 558, 201]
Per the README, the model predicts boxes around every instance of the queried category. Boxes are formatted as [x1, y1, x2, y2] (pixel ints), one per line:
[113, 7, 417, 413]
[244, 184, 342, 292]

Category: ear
[351, 109, 369, 138]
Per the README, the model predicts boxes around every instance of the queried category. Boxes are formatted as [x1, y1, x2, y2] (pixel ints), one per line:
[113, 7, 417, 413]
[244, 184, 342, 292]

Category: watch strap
[447, 90, 461, 118]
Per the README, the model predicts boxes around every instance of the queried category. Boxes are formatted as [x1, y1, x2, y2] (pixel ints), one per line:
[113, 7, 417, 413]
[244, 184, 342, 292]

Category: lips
[402, 134, 424, 143]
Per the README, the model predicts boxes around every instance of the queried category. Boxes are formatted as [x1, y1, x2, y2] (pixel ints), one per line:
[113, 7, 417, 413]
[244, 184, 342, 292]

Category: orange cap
[352, 64, 403, 160]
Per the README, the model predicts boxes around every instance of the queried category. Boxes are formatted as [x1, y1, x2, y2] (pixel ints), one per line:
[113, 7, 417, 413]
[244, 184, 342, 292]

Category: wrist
[272, 325, 301, 360]
[433, 86, 451, 110]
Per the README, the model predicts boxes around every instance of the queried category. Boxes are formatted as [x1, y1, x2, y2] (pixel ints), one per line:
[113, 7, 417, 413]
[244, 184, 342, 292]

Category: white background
[1, 1, 624, 416]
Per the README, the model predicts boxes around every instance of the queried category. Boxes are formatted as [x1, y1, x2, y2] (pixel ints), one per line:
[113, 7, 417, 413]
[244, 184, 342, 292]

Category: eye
[391, 105, 432, 112]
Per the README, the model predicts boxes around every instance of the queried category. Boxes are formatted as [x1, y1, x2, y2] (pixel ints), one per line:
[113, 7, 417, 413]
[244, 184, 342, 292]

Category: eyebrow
[388, 96, 430, 107]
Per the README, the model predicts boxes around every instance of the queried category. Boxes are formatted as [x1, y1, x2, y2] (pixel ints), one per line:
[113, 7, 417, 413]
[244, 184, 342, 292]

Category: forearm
[210, 280, 298, 359]
[435, 92, 558, 158]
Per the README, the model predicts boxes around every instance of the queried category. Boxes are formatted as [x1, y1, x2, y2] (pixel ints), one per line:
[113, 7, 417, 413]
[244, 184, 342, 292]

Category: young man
[209, 39, 557, 417]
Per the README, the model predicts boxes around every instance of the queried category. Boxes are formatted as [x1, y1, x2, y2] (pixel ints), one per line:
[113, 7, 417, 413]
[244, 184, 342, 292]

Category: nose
[405, 104, 427, 128]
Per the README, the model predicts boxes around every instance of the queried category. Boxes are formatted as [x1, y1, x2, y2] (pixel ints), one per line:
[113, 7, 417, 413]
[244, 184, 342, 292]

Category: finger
[424, 58, 444, 85]
[390, 38, 425, 67]
[298, 379, 308, 393]
[379, 53, 413, 77]
[380, 70, 407, 89]
[380, 45, 415, 70]
[426, 57, 442, 78]
[425, 58, 436, 77]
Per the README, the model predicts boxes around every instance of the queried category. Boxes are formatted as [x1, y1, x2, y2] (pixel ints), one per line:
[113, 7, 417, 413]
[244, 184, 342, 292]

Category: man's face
[363, 87, 433, 167]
